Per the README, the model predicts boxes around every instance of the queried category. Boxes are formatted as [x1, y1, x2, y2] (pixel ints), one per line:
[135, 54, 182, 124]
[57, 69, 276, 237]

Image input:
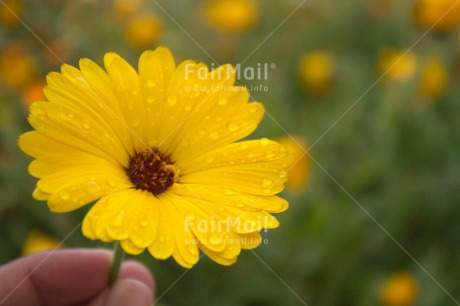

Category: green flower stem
[109, 241, 125, 285]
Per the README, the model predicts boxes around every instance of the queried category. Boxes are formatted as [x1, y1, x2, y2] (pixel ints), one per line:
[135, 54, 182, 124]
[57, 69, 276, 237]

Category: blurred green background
[1, 0, 460, 305]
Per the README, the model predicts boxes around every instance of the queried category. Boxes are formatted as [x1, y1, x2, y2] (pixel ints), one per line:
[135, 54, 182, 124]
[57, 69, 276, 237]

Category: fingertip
[119, 260, 155, 292]
[103, 279, 153, 306]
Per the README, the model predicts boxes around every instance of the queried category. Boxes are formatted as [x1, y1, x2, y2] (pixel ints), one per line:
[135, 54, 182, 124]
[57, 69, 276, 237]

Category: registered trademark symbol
[270, 63, 276, 69]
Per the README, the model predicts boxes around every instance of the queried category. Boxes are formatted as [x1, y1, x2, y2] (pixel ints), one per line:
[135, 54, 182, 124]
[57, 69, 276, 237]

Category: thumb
[88, 278, 153, 306]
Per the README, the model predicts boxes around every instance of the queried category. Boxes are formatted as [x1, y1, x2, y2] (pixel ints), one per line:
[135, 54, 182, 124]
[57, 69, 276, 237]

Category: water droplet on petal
[140, 219, 149, 227]
[131, 89, 138, 95]
[167, 96, 177, 105]
[224, 189, 237, 195]
[263, 188, 272, 194]
[147, 96, 156, 103]
[159, 236, 165, 242]
[240, 143, 248, 149]
[209, 233, 221, 245]
[107, 176, 118, 187]
[112, 209, 126, 227]
[147, 79, 157, 87]
[187, 244, 198, 255]
[82, 120, 91, 130]
[210, 131, 219, 139]
[59, 190, 70, 200]
[228, 122, 239, 132]
[260, 138, 269, 146]
[263, 178, 273, 187]
[218, 97, 228, 105]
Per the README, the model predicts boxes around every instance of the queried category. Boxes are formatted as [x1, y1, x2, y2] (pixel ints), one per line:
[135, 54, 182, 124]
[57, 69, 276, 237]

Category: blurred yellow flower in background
[22, 230, 63, 255]
[0, 0, 23, 27]
[378, 50, 417, 83]
[0, 44, 36, 90]
[380, 272, 418, 306]
[414, 0, 460, 33]
[206, 0, 258, 33]
[125, 14, 162, 50]
[298, 51, 336, 96]
[18, 46, 294, 268]
[420, 58, 448, 100]
[277, 136, 311, 191]
[113, 0, 142, 20]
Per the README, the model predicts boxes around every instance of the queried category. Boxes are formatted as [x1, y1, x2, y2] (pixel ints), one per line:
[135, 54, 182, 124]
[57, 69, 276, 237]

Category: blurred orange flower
[22, 79, 46, 109]
[277, 136, 311, 191]
[206, 0, 258, 33]
[298, 51, 335, 96]
[380, 272, 418, 306]
[0, 44, 36, 90]
[414, 0, 460, 33]
[125, 14, 162, 49]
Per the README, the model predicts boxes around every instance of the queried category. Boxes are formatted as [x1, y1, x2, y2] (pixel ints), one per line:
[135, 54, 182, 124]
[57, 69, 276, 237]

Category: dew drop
[146, 79, 157, 87]
[107, 176, 117, 187]
[240, 143, 248, 149]
[159, 236, 165, 242]
[208, 233, 221, 245]
[59, 190, 70, 200]
[67, 113, 75, 118]
[187, 244, 198, 255]
[167, 96, 177, 105]
[82, 120, 91, 130]
[224, 189, 237, 195]
[146, 96, 156, 103]
[236, 202, 244, 208]
[184, 103, 193, 111]
[263, 178, 273, 187]
[131, 89, 138, 95]
[263, 188, 272, 194]
[198, 128, 206, 136]
[140, 219, 149, 227]
[218, 97, 228, 105]
[112, 210, 126, 227]
[260, 138, 269, 146]
[210, 131, 219, 139]
[228, 122, 239, 132]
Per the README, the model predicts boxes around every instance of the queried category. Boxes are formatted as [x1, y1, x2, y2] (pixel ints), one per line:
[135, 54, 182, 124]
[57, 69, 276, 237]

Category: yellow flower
[380, 272, 418, 306]
[125, 14, 162, 50]
[22, 230, 63, 255]
[206, 0, 258, 33]
[19, 46, 294, 268]
[414, 0, 460, 33]
[378, 50, 417, 83]
[298, 51, 335, 96]
[277, 136, 311, 191]
[420, 58, 448, 100]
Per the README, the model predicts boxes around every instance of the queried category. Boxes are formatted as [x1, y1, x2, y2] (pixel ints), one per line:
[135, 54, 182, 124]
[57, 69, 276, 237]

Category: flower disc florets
[127, 148, 179, 196]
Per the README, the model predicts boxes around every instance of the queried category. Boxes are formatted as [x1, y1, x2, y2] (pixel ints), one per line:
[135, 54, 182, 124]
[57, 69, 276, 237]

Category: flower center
[127, 147, 179, 196]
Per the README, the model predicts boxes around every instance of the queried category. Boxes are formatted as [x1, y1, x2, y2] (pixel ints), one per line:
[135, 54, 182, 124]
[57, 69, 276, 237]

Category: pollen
[127, 147, 179, 196]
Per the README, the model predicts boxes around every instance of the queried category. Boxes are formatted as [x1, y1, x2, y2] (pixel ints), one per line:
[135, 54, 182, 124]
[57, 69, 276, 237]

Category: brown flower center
[127, 147, 179, 196]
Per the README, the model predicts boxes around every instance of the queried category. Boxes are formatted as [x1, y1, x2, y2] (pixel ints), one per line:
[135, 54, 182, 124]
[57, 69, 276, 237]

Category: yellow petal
[82, 189, 158, 249]
[120, 239, 145, 255]
[147, 200, 174, 260]
[104, 52, 147, 153]
[161, 194, 200, 268]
